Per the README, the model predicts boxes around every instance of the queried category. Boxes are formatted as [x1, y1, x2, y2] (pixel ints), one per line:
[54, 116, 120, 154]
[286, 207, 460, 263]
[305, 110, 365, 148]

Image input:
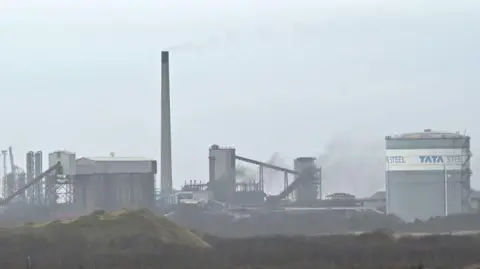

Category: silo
[25, 151, 34, 203]
[34, 151, 43, 204]
[208, 145, 236, 203]
[294, 157, 320, 204]
[385, 129, 471, 222]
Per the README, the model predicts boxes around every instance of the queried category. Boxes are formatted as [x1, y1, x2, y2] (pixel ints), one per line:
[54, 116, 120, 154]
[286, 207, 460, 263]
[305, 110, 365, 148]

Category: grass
[0, 208, 211, 251]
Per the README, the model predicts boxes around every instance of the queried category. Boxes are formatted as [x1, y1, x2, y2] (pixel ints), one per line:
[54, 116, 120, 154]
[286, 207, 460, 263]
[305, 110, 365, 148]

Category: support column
[259, 165, 264, 191]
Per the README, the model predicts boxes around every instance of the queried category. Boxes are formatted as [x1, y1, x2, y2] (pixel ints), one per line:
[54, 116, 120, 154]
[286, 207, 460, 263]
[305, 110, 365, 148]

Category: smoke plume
[318, 133, 385, 198]
[262, 153, 291, 195]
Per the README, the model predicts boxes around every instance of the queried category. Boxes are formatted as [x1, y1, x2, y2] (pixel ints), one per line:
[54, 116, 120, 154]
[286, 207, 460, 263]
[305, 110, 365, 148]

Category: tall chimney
[161, 51, 173, 195]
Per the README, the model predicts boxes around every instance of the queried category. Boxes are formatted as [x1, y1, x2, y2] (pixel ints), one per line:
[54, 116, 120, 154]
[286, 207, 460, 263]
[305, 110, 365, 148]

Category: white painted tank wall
[386, 148, 470, 222]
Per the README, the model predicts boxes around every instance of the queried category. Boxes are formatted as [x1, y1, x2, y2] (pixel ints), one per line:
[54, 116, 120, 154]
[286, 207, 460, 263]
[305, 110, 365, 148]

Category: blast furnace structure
[385, 129, 472, 222]
[294, 157, 321, 204]
[208, 145, 236, 203]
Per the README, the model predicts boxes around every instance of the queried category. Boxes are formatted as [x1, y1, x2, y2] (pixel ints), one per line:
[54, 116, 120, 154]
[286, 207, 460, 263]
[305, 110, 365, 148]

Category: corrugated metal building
[385, 129, 471, 222]
[75, 157, 157, 213]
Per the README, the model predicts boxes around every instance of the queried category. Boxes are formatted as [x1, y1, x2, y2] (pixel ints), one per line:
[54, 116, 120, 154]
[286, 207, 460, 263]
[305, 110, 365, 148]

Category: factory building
[385, 129, 471, 222]
[75, 156, 157, 213]
[48, 151, 157, 214]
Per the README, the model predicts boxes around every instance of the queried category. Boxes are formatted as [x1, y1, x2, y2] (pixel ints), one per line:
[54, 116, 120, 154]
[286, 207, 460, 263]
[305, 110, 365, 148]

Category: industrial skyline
[1, 0, 479, 196]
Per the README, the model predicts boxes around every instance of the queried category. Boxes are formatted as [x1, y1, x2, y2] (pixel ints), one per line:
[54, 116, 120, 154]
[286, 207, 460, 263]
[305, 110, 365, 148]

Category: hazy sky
[1, 0, 479, 196]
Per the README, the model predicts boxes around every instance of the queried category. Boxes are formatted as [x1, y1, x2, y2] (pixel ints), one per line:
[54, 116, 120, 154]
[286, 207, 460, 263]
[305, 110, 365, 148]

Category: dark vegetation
[170, 207, 480, 238]
[1, 231, 480, 268]
[3, 209, 480, 268]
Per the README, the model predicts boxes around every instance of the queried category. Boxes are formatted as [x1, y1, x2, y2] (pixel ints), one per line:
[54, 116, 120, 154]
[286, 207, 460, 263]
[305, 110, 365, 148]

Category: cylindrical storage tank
[294, 157, 319, 204]
[34, 151, 43, 203]
[25, 151, 34, 203]
[208, 145, 236, 203]
[386, 129, 471, 222]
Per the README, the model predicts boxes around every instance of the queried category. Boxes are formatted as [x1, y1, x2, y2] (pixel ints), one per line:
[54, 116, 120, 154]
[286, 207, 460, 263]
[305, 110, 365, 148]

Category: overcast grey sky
[0, 0, 478, 196]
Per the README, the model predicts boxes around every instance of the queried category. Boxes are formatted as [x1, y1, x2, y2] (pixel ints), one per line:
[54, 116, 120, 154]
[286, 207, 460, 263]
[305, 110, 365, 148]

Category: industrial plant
[0, 50, 476, 234]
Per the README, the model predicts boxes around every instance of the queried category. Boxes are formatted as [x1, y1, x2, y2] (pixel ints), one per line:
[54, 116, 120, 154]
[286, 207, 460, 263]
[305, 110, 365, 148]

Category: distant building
[325, 192, 356, 200]
[364, 191, 386, 212]
[75, 156, 157, 213]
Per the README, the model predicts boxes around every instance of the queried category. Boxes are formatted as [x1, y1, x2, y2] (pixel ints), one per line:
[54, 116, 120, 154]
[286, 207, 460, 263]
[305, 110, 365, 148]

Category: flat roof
[78, 157, 155, 162]
[387, 130, 468, 140]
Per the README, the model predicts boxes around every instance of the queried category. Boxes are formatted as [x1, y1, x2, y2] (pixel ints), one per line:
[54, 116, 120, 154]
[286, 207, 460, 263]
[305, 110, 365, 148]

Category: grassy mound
[0, 208, 210, 253]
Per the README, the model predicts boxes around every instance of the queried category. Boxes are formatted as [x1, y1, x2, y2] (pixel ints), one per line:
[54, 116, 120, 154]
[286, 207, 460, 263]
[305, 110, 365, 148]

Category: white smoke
[233, 153, 291, 195]
[235, 163, 257, 183]
[263, 153, 291, 195]
[259, 134, 385, 197]
[318, 133, 385, 198]
[234, 135, 386, 197]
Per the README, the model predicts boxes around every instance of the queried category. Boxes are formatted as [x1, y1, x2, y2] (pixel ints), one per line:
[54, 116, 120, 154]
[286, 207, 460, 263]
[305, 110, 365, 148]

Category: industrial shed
[74, 157, 157, 213]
